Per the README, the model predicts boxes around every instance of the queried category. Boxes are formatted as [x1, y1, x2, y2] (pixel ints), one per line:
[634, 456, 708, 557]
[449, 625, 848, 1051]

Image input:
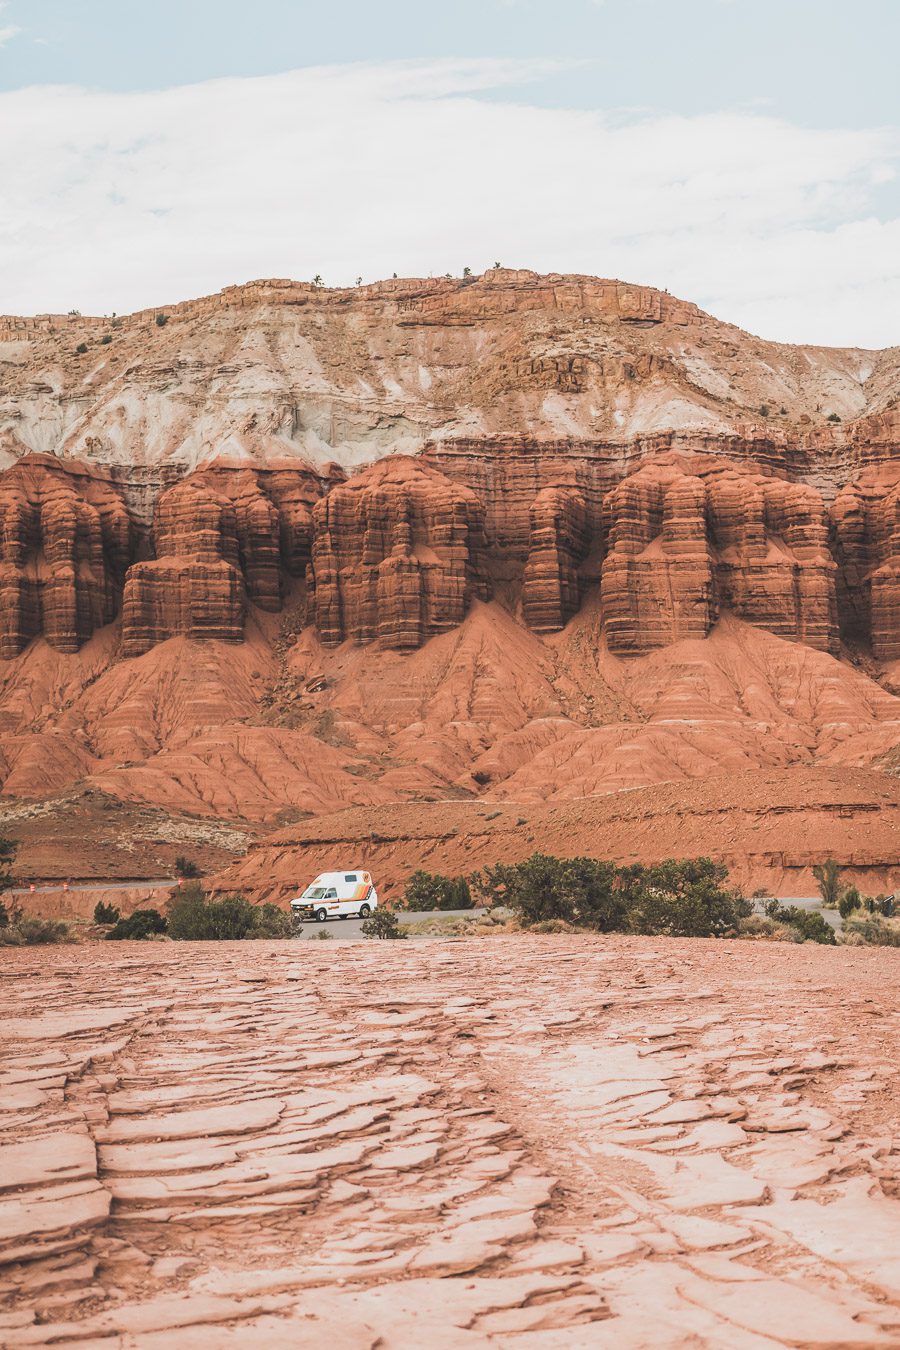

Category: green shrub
[106, 908, 167, 940]
[100, 334, 113, 345]
[842, 914, 900, 946]
[475, 854, 624, 930]
[93, 900, 121, 925]
[174, 855, 202, 879]
[167, 884, 291, 940]
[361, 909, 408, 940]
[252, 903, 293, 938]
[764, 900, 835, 944]
[403, 870, 473, 911]
[155, 313, 169, 326]
[838, 886, 862, 919]
[812, 859, 844, 908]
[0, 916, 72, 946]
[75, 342, 88, 354]
[826, 412, 842, 423]
[623, 859, 751, 938]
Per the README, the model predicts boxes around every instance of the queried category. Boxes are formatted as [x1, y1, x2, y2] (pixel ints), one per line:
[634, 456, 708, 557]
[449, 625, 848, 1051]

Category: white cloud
[0, 0, 19, 45]
[0, 59, 898, 346]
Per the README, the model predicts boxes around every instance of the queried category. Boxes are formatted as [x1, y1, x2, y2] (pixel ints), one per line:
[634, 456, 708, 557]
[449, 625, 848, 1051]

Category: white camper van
[290, 871, 379, 924]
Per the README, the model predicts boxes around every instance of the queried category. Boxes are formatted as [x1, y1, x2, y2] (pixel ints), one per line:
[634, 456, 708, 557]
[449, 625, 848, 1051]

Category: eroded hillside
[1, 271, 899, 887]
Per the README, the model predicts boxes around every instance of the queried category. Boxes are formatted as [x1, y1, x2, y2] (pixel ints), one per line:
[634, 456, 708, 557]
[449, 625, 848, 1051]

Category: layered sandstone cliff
[308, 457, 491, 648]
[0, 272, 898, 890]
[0, 456, 131, 658]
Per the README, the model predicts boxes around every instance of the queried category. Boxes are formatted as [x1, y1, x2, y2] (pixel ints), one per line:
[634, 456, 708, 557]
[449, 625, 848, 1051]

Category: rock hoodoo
[0, 456, 131, 658]
[600, 455, 838, 655]
[307, 457, 491, 648]
[121, 466, 327, 655]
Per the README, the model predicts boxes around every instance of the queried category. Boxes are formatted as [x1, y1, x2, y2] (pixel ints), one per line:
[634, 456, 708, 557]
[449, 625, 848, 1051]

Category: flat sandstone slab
[0, 935, 898, 1347]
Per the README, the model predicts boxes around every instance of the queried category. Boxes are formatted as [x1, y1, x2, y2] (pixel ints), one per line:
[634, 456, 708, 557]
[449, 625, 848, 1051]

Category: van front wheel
[359, 904, 371, 919]
[315, 908, 328, 923]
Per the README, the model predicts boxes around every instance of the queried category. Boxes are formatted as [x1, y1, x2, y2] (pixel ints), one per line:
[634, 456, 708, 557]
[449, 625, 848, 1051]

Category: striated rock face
[522, 487, 588, 632]
[832, 468, 900, 658]
[0, 455, 131, 658]
[121, 466, 327, 655]
[600, 455, 838, 654]
[308, 456, 491, 648]
[601, 463, 715, 652]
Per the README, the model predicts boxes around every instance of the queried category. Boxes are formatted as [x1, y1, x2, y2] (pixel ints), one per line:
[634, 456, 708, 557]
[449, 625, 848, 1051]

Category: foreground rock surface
[1, 937, 899, 1347]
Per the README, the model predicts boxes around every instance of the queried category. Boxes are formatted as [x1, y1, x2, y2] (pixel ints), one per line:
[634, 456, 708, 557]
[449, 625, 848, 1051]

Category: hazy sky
[1, 0, 898, 346]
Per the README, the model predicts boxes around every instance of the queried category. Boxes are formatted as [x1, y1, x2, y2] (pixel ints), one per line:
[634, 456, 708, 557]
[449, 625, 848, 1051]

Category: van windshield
[304, 886, 328, 899]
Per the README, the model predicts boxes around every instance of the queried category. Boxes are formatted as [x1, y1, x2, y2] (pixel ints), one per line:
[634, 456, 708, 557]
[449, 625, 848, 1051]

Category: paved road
[293, 907, 487, 941]
[752, 896, 841, 930]
[10, 879, 177, 894]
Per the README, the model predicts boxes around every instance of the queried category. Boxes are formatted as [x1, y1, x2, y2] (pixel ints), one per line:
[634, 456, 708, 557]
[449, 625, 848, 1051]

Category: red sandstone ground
[1, 935, 899, 1347]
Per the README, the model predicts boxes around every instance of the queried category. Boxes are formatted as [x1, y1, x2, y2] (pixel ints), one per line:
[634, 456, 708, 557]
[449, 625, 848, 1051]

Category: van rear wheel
[315, 908, 328, 922]
[359, 904, 371, 918]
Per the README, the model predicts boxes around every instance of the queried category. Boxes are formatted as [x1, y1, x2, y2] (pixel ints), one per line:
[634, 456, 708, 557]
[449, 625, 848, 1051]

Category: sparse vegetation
[813, 859, 844, 908]
[100, 334, 113, 344]
[463, 266, 472, 278]
[361, 909, 408, 940]
[155, 313, 169, 326]
[0, 835, 16, 894]
[174, 855, 202, 879]
[75, 342, 88, 354]
[841, 913, 900, 946]
[402, 870, 474, 911]
[759, 404, 770, 417]
[312, 275, 323, 287]
[763, 899, 835, 945]
[826, 412, 842, 423]
[106, 908, 168, 941]
[473, 854, 751, 939]
[250, 903, 293, 937]
[0, 913, 73, 946]
[93, 900, 121, 924]
[838, 886, 862, 919]
[166, 883, 291, 940]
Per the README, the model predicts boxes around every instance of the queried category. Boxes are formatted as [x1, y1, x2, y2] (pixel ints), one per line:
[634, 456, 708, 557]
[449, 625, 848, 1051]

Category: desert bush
[155, 313, 169, 326]
[0, 915, 72, 946]
[838, 886, 862, 918]
[527, 918, 577, 934]
[763, 900, 835, 945]
[1, 834, 18, 894]
[106, 909, 167, 940]
[167, 884, 292, 940]
[361, 909, 408, 940]
[93, 901, 121, 925]
[403, 870, 473, 911]
[100, 334, 113, 344]
[812, 859, 844, 908]
[622, 859, 751, 938]
[75, 342, 88, 354]
[475, 854, 624, 931]
[737, 913, 783, 939]
[841, 914, 900, 946]
[174, 855, 202, 879]
[252, 903, 293, 938]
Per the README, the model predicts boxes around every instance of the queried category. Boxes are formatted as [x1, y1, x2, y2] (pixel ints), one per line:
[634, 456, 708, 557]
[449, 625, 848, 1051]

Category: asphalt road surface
[292, 908, 486, 941]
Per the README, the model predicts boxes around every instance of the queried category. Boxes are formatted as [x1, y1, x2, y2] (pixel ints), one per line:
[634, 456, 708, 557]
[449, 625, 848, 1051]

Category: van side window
[344, 874, 357, 882]
[326, 889, 337, 899]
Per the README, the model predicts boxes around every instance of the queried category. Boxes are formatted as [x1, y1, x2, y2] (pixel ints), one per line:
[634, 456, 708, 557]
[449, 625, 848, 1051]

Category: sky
[0, 0, 898, 347]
